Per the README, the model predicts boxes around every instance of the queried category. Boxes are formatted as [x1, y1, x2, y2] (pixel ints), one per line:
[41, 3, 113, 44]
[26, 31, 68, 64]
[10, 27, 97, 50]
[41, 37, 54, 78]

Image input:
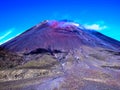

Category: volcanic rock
[0, 20, 120, 90]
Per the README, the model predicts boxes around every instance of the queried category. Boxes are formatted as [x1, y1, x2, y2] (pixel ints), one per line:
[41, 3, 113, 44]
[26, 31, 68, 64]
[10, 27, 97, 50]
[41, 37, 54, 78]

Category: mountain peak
[36, 20, 80, 30]
[1, 20, 120, 53]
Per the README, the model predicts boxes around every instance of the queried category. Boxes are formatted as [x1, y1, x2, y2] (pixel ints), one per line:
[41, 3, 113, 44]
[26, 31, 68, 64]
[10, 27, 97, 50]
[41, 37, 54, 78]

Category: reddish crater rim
[46, 20, 80, 29]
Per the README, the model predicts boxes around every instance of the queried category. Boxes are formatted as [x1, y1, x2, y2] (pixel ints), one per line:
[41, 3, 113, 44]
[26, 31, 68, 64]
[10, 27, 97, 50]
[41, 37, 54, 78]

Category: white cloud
[61, 22, 80, 27]
[0, 31, 12, 40]
[71, 22, 80, 27]
[84, 24, 107, 31]
[0, 28, 15, 44]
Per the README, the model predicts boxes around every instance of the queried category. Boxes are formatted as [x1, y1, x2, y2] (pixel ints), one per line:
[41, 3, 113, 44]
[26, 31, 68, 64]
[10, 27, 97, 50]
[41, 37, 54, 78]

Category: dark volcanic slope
[0, 20, 120, 90]
[1, 20, 120, 53]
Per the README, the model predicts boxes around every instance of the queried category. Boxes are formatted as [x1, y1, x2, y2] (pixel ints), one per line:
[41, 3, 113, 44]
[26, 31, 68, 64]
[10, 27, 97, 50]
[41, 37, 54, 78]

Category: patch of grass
[0, 48, 23, 70]
[17, 55, 59, 69]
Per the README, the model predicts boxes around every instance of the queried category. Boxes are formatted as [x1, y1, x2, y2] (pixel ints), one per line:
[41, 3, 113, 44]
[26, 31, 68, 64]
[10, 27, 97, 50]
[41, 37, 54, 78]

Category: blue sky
[0, 0, 120, 44]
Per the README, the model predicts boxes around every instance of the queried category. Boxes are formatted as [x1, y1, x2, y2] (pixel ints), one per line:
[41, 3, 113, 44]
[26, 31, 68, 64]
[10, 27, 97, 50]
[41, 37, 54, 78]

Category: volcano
[1, 20, 120, 53]
[0, 20, 120, 90]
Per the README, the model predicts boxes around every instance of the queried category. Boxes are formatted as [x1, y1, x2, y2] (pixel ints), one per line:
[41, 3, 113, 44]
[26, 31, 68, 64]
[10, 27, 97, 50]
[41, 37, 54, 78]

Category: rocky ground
[0, 46, 120, 90]
[0, 20, 120, 90]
